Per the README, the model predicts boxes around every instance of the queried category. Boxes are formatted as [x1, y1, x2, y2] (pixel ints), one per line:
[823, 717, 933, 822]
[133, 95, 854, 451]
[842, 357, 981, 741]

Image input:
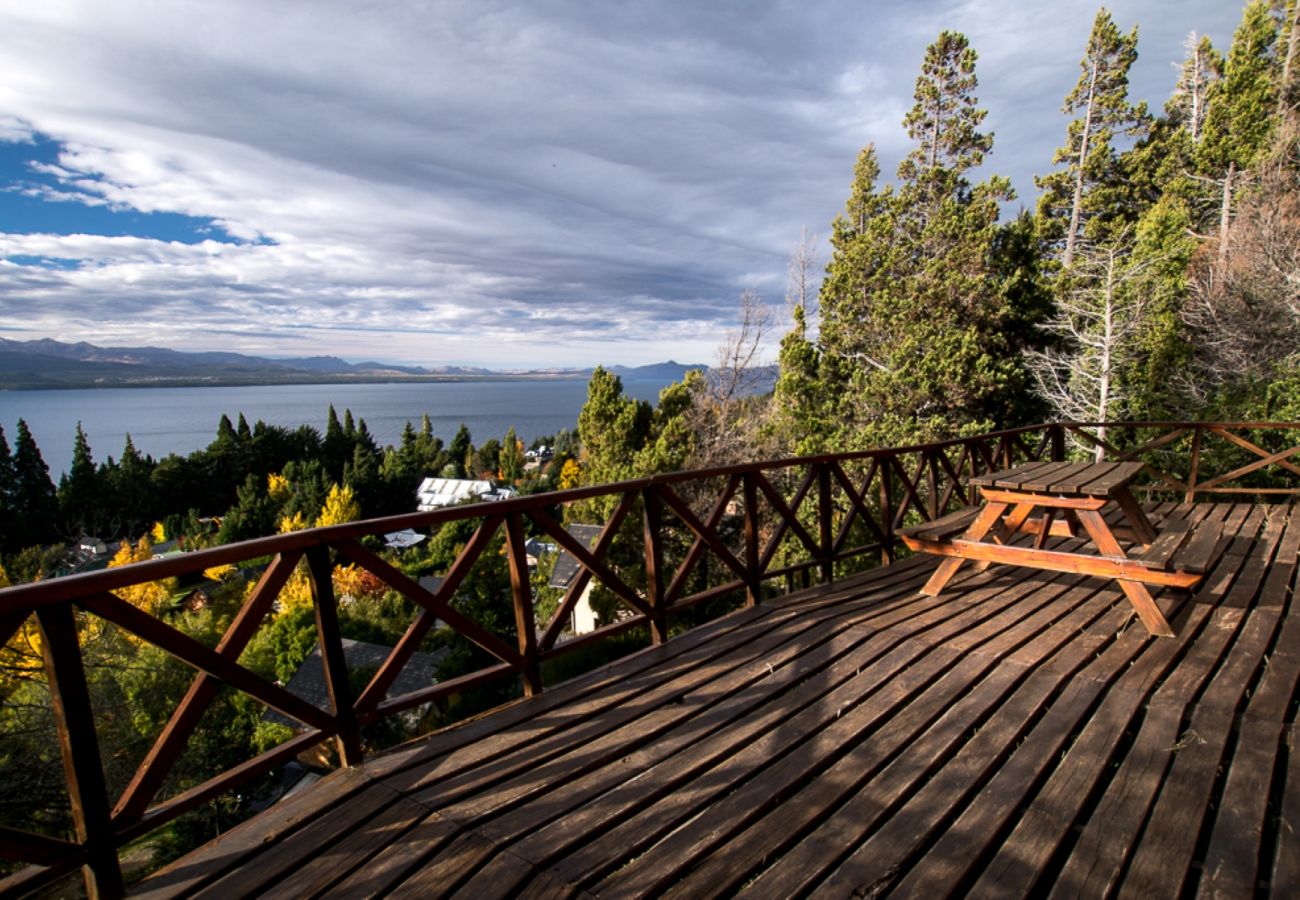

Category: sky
[0, 1, 1247, 370]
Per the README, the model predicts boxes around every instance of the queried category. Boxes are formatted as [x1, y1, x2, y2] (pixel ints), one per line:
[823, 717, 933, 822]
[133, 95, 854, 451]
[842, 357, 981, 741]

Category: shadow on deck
[135, 501, 1300, 898]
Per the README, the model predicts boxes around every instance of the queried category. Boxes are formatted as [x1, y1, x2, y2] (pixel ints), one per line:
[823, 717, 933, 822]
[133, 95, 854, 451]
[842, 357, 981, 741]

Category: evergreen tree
[321, 405, 350, 477]
[448, 425, 473, 479]
[898, 31, 993, 196]
[771, 305, 834, 455]
[1037, 9, 1148, 267]
[802, 31, 1026, 447]
[1123, 195, 1200, 418]
[108, 435, 156, 537]
[576, 367, 652, 490]
[1199, 0, 1282, 264]
[11, 419, 57, 544]
[217, 474, 278, 543]
[0, 425, 17, 551]
[1169, 33, 1223, 145]
[59, 423, 103, 536]
[500, 427, 524, 483]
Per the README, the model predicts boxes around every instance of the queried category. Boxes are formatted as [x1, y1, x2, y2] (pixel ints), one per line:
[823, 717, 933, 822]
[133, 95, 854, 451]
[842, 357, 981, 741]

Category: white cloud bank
[0, 0, 1244, 367]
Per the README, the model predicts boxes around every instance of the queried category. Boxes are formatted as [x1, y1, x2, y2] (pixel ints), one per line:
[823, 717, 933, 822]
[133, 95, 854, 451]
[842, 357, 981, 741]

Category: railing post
[743, 472, 761, 606]
[1186, 425, 1203, 504]
[642, 487, 669, 645]
[1051, 424, 1066, 462]
[818, 463, 834, 584]
[926, 451, 940, 520]
[504, 513, 543, 695]
[880, 458, 895, 566]
[36, 603, 124, 900]
[305, 545, 363, 766]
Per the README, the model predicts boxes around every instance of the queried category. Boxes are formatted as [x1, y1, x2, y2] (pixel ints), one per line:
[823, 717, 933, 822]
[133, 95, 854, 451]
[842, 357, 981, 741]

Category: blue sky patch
[0, 132, 240, 245]
[6, 254, 81, 270]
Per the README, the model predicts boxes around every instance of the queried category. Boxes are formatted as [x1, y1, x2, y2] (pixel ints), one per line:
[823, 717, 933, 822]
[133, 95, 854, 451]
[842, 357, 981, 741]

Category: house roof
[548, 523, 604, 590]
[384, 528, 426, 549]
[414, 477, 518, 511]
[266, 638, 447, 728]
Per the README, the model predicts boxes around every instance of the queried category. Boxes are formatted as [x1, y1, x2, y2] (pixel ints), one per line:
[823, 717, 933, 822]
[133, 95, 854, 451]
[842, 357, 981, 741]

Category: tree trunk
[1218, 161, 1235, 269]
[1280, 6, 1300, 119]
[1094, 252, 1116, 464]
[1065, 59, 1100, 268]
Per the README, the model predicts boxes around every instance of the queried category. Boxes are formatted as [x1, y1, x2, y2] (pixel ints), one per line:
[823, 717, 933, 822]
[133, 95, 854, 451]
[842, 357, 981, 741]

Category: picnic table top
[969, 460, 1145, 497]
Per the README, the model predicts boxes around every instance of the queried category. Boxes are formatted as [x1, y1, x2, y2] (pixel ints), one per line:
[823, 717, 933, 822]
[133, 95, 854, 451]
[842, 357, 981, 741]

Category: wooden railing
[2, 421, 1298, 897]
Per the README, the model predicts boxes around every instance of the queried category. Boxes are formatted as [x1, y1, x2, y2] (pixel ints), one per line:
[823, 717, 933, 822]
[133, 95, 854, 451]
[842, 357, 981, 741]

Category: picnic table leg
[1112, 486, 1158, 545]
[972, 502, 1037, 572]
[1075, 508, 1175, 637]
[1033, 510, 1056, 550]
[921, 501, 1009, 596]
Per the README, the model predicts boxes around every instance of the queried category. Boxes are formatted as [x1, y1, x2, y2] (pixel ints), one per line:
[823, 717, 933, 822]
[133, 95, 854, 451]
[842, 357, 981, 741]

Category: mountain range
[0, 338, 709, 390]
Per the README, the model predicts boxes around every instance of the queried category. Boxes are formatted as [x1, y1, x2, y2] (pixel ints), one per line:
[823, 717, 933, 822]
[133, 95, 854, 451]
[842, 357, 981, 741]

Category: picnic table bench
[900, 461, 1223, 637]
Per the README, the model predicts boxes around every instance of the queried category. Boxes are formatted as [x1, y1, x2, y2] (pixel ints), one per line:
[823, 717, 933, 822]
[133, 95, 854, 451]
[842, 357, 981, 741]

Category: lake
[0, 379, 676, 478]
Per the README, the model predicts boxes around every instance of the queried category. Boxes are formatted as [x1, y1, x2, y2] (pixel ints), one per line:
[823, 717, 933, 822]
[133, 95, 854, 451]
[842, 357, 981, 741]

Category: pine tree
[576, 367, 651, 490]
[500, 427, 524, 483]
[1199, 0, 1282, 264]
[898, 31, 993, 195]
[109, 435, 155, 535]
[1037, 9, 1148, 267]
[11, 419, 58, 544]
[0, 425, 17, 551]
[59, 423, 103, 536]
[1169, 33, 1223, 144]
[322, 405, 350, 478]
[805, 31, 1024, 447]
[448, 425, 472, 479]
[217, 474, 278, 543]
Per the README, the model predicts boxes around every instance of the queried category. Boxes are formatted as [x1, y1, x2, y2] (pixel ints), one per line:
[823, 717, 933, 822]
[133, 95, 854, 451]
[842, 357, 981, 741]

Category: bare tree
[686, 289, 776, 469]
[784, 227, 819, 324]
[1182, 130, 1300, 398]
[1027, 233, 1152, 459]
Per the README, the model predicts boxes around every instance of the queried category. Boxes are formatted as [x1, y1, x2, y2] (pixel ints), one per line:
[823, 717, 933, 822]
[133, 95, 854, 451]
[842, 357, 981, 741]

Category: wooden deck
[134, 501, 1300, 898]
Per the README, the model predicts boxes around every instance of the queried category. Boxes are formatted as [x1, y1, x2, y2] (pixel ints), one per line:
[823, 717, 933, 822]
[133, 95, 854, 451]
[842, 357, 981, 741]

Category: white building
[414, 477, 517, 512]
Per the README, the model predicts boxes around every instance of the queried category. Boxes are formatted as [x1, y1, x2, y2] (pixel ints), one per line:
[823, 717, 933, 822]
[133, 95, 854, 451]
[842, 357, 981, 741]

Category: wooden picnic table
[901, 461, 1218, 638]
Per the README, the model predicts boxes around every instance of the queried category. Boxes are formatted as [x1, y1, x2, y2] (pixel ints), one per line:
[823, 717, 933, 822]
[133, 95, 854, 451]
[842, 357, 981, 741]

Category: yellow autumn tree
[108, 537, 178, 616]
[333, 564, 387, 602]
[203, 563, 237, 582]
[317, 483, 360, 527]
[560, 457, 582, 490]
[267, 472, 291, 504]
[0, 564, 44, 691]
[151, 521, 167, 543]
[278, 511, 310, 534]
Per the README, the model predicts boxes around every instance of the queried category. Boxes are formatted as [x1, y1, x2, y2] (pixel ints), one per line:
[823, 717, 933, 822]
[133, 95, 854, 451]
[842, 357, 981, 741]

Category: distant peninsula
[0, 337, 707, 390]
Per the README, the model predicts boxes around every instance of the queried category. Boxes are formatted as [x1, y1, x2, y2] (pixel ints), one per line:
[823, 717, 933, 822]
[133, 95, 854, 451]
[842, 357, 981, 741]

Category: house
[525, 537, 557, 569]
[548, 524, 605, 635]
[77, 536, 108, 559]
[414, 477, 518, 511]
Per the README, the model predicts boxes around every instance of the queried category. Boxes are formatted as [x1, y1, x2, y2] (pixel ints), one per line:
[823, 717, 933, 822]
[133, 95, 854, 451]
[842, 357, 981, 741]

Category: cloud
[0, 0, 1246, 367]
